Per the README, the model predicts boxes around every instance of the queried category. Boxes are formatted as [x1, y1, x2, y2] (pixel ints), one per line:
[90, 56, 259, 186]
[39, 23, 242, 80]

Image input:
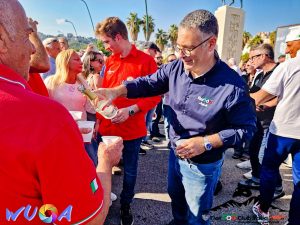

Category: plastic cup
[102, 136, 121, 145]
[69, 111, 83, 121]
[77, 121, 95, 143]
[175, 139, 187, 147]
[175, 139, 187, 159]
[96, 100, 118, 119]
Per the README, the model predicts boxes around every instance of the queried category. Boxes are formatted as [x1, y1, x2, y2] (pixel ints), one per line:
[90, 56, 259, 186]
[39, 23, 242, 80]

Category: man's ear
[208, 36, 217, 52]
[115, 33, 122, 42]
[0, 26, 9, 54]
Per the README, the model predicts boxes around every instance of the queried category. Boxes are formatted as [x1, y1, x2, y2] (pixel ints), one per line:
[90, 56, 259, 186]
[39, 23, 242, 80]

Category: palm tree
[155, 29, 168, 51]
[269, 31, 276, 47]
[126, 12, 142, 43]
[248, 35, 263, 48]
[142, 15, 155, 41]
[168, 24, 178, 50]
[242, 31, 252, 48]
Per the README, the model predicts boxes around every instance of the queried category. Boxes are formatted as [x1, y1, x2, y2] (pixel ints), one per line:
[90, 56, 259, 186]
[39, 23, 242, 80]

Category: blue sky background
[19, 0, 300, 41]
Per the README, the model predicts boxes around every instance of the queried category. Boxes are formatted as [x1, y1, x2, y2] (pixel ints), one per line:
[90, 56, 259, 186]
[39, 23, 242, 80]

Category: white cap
[42, 37, 58, 46]
[285, 28, 300, 42]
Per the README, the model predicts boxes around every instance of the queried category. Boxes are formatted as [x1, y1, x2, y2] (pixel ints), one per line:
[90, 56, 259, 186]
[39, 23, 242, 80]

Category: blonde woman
[45, 49, 87, 120]
[45, 49, 98, 166]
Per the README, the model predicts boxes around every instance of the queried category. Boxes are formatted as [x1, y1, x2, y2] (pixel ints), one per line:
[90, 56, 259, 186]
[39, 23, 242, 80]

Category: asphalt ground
[104, 136, 293, 225]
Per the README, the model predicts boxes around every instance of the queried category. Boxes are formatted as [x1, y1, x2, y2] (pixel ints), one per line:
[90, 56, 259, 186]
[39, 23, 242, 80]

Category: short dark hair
[142, 42, 161, 53]
[179, 9, 218, 38]
[95, 17, 128, 40]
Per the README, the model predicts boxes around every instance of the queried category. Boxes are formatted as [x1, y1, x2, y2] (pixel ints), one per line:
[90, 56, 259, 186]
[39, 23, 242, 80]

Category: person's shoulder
[218, 61, 244, 80]
[26, 90, 73, 121]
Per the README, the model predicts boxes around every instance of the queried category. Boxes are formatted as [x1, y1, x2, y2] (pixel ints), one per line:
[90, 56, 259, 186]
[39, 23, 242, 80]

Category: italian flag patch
[90, 178, 99, 194]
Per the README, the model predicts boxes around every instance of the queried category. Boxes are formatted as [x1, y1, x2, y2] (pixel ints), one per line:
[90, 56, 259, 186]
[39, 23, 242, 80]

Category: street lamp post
[145, 0, 149, 41]
[65, 19, 78, 38]
[80, 0, 95, 32]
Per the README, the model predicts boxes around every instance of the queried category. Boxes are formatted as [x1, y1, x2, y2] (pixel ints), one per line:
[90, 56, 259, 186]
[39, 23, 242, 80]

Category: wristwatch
[128, 106, 135, 116]
[203, 136, 213, 151]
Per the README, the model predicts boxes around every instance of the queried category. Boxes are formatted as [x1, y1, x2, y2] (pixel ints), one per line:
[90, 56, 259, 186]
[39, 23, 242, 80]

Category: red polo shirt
[28, 73, 49, 97]
[97, 45, 161, 140]
[0, 64, 103, 225]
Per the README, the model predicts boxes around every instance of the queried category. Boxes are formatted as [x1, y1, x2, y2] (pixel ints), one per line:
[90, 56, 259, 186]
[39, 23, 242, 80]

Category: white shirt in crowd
[262, 54, 300, 139]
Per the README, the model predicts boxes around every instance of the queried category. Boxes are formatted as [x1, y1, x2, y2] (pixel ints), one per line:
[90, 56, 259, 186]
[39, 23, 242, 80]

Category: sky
[19, 0, 300, 41]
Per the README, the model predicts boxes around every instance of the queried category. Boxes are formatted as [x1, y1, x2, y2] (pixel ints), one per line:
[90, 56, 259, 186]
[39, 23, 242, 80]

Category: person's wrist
[115, 84, 127, 97]
[128, 106, 135, 116]
[96, 158, 113, 173]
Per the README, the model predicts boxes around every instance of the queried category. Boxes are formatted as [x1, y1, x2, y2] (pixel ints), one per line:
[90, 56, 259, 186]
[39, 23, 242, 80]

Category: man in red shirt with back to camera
[95, 17, 161, 225]
[0, 1, 123, 224]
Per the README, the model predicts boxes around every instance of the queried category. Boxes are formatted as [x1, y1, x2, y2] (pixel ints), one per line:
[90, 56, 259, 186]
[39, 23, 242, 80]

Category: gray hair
[250, 43, 274, 60]
[0, 0, 18, 41]
[179, 9, 218, 38]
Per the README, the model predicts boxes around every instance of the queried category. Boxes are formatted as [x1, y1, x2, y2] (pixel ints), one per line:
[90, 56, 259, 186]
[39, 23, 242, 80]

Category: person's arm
[28, 18, 50, 73]
[87, 140, 123, 225]
[176, 133, 223, 158]
[38, 106, 122, 225]
[251, 89, 276, 106]
[94, 63, 170, 102]
[177, 86, 257, 158]
[93, 73, 103, 89]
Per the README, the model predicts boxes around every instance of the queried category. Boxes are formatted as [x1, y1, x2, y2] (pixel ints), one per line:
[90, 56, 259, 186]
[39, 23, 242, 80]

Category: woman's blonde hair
[46, 49, 76, 91]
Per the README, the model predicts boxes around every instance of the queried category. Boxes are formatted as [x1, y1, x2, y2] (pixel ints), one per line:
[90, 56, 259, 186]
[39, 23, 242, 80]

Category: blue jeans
[163, 104, 172, 141]
[120, 138, 143, 205]
[260, 133, 300, 225]
[168, 149, 223, 225]
[151, 100, 163, 136]
[143, 108, 155, 141]
[84, 139, 98, 167]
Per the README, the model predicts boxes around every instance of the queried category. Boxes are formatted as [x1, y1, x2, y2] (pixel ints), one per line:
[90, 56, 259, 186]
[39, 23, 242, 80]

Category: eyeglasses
[175, 36, 212, 57]
[92, 58, 104, 64]
[168, 59, 176, 63]
[155, 56, 163, 60]
[249, 54, 263, 61]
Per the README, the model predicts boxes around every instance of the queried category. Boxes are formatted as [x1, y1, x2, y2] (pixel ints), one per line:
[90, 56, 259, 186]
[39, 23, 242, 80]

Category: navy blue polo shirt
[125, 58, 256, 163]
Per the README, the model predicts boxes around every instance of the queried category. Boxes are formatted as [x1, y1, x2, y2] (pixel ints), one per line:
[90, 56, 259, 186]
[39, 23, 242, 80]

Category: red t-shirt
[97, 45, 161, 140]
[0, 64, 103, 225]
[27, 73, 49, 97]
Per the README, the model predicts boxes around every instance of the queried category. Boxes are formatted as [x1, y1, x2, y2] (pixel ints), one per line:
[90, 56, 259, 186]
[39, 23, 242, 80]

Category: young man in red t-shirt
[95, 17, 161, 225]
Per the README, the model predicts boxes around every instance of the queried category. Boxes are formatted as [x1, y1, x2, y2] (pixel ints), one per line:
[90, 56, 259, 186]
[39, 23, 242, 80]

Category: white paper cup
[175, 139, 187, 147]
[69, 111, 83, 121]
[77, 121, 95, 143]
[102, 136, 120, 145]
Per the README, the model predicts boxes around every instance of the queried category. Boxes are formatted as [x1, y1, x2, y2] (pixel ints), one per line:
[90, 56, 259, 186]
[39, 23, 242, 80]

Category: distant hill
[38, 32, 97, 51]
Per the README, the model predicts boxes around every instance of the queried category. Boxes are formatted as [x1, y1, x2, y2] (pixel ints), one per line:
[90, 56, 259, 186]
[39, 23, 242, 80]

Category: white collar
[0, 76, 26, 89]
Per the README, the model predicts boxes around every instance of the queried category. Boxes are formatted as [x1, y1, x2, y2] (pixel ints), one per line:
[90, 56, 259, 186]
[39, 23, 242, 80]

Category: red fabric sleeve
[36, 121, 103, 225]
[27, 73, 49, 97]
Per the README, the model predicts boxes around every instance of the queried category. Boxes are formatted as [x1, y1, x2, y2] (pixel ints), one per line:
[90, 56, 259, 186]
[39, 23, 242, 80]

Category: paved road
[104, 139, 292, 225]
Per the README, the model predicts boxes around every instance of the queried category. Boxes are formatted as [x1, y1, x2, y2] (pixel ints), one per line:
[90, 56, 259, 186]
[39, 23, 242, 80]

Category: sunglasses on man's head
[92, 58, 104, 64]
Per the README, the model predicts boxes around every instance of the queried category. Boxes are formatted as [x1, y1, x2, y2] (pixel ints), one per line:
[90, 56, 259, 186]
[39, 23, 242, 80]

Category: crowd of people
[0, 1, 299, 225]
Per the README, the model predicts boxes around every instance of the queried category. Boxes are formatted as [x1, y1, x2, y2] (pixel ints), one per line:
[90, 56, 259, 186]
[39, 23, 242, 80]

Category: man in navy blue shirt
[95, 9, 256, 225]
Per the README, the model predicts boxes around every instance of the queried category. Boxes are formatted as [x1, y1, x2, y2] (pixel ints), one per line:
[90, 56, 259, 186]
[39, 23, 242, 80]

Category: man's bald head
[0, 0, 35, 80]
[0, 0, 21, 40]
